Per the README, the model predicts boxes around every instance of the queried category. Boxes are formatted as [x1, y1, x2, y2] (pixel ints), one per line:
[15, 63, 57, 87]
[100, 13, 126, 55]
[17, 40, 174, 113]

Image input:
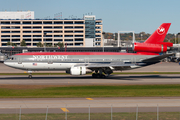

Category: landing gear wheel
[92, 73, 107, 78]
[100, 74, 106, 78]
[92, 73, 106, 78]
[92, 73, 100, 78]
[28, 75, 32, 79]
[92, 73, 96, 78]
[96, 74, 100, 78]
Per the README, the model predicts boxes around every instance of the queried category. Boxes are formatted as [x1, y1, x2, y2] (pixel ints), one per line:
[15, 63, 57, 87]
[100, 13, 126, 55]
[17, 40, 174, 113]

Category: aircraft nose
[4, 61, 11, 67]
[4, 61, 8, 65]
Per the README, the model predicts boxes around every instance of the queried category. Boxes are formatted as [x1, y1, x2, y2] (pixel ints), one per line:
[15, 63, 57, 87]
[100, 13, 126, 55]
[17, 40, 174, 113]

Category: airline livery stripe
[15, 52, 158, 56]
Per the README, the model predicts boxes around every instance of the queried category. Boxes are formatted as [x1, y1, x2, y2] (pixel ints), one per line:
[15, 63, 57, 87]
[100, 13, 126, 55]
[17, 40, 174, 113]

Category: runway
[0, 62, 180, 85]
[1, 74, 180, 114]
[0, 97, 180, 113]
[0, 74, 180, 85]
[0, 62, 180, 114]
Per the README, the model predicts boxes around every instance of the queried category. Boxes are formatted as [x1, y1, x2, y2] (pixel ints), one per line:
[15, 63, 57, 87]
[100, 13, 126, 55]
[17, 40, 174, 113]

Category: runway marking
[86, 98, 93, 100]
[61, 108, 69, 112]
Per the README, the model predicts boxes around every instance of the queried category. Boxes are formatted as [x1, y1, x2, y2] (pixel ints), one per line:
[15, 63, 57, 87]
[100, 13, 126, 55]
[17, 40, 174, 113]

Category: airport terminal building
[0, 11, 103, 47]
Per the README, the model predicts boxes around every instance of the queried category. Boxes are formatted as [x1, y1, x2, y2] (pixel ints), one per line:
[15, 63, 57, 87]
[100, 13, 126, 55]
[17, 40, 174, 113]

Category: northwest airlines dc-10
[4, 23, 174, 78]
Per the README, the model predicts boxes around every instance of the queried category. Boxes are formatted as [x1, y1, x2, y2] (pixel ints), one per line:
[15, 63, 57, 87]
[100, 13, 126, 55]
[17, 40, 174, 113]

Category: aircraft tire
[92, 73, 96, 78]
[28, 75, 32, 79]
[100, 74, 106, 78]
[96, 74, 100, 78]
[92, 73, 106, 78]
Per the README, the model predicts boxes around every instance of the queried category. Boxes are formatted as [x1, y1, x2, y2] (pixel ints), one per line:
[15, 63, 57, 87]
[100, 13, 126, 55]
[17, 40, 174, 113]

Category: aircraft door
[131, 57, 136, 64]
[18, 57, 22, 64]
[48, 58, 53, 64]
[84, 57, 89, 63]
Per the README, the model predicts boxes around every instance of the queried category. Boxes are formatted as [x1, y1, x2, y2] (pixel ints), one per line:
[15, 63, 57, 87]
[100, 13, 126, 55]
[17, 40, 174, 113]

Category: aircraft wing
[141, 53, 175, 63]
[78, 63, 137, 68]
[74, 62, 145, 69]
[74, 53, 174, 68]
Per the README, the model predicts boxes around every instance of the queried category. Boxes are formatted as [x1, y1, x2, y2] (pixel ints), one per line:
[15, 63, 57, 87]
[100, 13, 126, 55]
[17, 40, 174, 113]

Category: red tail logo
[157, 27, 165, 35]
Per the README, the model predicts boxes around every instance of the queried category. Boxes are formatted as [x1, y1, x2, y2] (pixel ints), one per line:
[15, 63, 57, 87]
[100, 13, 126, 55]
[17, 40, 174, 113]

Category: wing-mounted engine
[133, 43, 172, 53]
[66, 66, 86, 75]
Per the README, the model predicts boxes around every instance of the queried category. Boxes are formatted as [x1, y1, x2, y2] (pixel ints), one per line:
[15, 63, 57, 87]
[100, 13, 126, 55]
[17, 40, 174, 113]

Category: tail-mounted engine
[133, 42, 173, 53]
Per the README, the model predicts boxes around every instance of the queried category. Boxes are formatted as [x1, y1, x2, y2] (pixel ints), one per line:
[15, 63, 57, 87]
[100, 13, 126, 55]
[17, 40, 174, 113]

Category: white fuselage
[4, 52, 159, 73]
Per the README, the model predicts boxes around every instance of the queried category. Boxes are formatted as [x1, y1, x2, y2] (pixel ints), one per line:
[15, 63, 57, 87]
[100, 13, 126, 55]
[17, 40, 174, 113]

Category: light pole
[44, 32, 47, 52]
[113, 33, 115, 46]
[102, 32, 105, 52]
[141, 34, 143, 41]
[174, 34, 177, 44]
[176, 33, 180, 52]
[118, 32, 120, 47]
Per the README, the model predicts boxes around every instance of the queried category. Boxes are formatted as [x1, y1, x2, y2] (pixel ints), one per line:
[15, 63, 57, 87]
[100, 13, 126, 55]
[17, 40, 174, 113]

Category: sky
[0, 0, 180, 34]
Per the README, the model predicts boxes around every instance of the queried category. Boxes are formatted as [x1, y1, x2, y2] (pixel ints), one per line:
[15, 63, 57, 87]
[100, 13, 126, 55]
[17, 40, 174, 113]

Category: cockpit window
[8, 57, 14, 60]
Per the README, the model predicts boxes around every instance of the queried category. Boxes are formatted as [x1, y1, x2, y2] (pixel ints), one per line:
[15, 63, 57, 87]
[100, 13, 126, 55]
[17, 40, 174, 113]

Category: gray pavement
[0, 61, 178, 85]
[0, 62, 180, 114]
[0, 74, 180, 85]
[1, 97, 180, 108]
[0, 97, 180, 113]
[0, 107, 179, 114]
[127, 62, 180, 72]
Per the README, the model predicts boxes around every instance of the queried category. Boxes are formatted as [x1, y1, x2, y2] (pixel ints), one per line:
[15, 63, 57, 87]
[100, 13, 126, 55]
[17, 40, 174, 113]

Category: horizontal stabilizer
[157, 42, 173, 47]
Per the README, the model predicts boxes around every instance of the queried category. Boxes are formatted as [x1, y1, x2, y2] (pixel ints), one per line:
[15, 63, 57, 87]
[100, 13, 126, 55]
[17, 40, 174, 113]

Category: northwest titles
[33, 55, 68, 60]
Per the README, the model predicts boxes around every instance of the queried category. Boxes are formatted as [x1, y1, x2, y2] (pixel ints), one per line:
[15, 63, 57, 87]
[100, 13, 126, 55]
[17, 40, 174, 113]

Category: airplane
[4, 23, 174, 78]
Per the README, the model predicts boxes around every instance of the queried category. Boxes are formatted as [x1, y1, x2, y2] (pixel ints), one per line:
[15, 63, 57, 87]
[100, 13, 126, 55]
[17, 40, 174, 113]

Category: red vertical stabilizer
[144, 23, 171, 44]
[133, 23, 172, 53]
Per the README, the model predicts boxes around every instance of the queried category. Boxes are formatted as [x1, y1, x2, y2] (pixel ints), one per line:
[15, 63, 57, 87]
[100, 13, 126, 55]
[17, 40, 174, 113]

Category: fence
[0, 104, 180, 120]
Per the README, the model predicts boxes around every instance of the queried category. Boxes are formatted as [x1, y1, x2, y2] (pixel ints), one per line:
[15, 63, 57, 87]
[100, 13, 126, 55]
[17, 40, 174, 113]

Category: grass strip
[1, 84, 180, 98]
[0, 112, 179, 120]
[0, 72, 180, 75]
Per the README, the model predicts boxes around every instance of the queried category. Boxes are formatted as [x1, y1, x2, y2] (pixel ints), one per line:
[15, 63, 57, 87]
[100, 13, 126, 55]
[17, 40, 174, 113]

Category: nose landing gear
[28, 74, 32, 79]
[28, 71, 32, 79]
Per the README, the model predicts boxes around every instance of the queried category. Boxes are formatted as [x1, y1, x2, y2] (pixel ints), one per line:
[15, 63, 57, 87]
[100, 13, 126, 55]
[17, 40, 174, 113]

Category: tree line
[104, 32, 177, 44]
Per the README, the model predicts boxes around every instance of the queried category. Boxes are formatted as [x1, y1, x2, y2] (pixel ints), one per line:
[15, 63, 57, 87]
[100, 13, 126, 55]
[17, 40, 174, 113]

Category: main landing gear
[92, 73, 106, 78]
[28, 71, 32, 79]
[92, 69, 110, 78]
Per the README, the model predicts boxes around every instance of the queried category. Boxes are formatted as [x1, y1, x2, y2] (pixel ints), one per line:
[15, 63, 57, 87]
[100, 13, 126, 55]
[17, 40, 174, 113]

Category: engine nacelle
[133, 43, 168, 53]
[69, 66, 86, 75]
